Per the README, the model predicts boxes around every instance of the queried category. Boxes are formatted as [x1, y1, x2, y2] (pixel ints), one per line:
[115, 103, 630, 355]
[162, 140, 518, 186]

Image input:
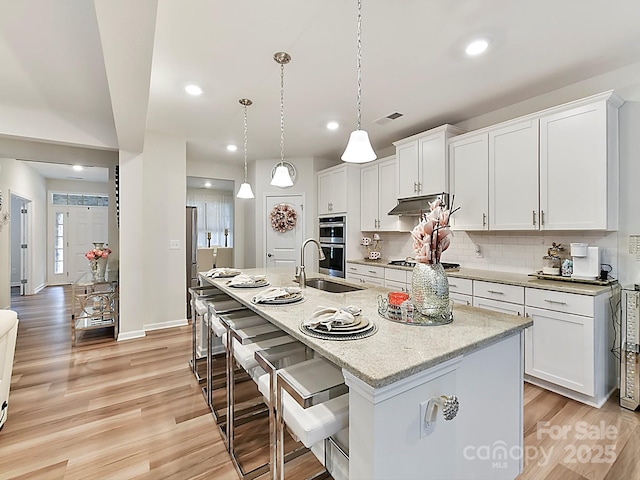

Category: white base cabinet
[346, 262, 385, 287]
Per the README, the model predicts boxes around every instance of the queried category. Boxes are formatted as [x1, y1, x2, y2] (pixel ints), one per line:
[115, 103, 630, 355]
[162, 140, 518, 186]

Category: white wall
[0, 158, 47, 308]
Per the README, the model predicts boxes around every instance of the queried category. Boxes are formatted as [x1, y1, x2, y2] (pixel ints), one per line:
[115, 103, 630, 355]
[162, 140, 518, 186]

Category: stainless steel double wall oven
[318, 216, 346, 277]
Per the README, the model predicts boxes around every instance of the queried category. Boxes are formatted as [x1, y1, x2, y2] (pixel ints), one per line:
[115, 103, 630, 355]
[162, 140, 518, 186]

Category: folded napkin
[205, 267, 240, 278]
[304, 305, 362, 331]
[228, 273, 266, 286]
[252, 286, 302, 303]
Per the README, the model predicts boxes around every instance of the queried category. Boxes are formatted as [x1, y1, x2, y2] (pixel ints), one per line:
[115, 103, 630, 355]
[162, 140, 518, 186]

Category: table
[71, 270, 119, 346]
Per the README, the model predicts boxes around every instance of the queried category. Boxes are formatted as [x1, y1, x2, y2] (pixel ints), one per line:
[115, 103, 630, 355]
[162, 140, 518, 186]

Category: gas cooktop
[388, 260, 460, 269]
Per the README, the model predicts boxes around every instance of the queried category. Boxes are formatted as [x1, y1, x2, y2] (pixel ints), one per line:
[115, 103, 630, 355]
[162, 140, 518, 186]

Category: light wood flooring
[1, 285, 639, 479]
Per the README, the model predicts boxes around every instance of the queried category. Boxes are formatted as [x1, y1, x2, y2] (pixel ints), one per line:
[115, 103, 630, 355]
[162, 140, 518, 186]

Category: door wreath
[270, 203, 297, 233]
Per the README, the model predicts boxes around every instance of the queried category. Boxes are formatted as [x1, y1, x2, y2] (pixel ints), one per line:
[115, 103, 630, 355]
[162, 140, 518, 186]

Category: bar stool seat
[274, 357, 349, 479]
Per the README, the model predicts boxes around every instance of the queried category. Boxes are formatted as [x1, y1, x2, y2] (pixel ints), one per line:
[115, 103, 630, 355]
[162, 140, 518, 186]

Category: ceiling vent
[374, 112, 404, 125]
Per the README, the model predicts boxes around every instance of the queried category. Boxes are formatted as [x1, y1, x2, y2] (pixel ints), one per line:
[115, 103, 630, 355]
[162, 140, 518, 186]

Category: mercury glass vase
[91, 257, 108, 282]
[411, 262, 452, 324]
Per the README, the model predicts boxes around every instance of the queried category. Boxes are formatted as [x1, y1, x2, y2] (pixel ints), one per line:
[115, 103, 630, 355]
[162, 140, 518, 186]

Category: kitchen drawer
[450, 292, 472, 307]
[385, 268, 408, 283]
[474, 280, 524, 305]
[447, 277, 473, 296]
[473, 296, 524, 316]
[525, 288, 593, 317]
[346, 263, 384, 279]
[385, 279, 409, 292]
[347, 272, 385, 287]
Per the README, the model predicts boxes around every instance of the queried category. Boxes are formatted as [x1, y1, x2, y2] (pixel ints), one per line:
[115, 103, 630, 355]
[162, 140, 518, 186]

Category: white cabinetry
[394, 124, 464, 199]
[361, 156, 400, 231]
[318, 164, 355, 215]
[448, 277, 472, 306]
[472, 281, 524, 316]
[449, 133, 488, 230]
[524, 287, 617, 406]
[384, 268, 410, 292]
[489, 119, 539, 230]
[346, 262, 385, 287]
[539, 92, 622, 230]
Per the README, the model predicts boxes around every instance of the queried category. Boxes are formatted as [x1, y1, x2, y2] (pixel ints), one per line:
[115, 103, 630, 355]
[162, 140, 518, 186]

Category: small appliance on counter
[571, 243, 600, 280]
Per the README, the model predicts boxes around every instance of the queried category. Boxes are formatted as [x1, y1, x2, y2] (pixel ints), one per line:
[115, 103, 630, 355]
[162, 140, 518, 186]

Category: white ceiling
[20, 161, 109, 183]
[2, 0, 640, 167]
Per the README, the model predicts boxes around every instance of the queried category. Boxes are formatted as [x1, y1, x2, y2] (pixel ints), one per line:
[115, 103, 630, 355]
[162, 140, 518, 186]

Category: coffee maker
[571, 243, 600, 280]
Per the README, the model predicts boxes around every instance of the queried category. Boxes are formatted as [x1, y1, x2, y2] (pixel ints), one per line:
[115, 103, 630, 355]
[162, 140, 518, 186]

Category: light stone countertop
[202, 267, 531, 389]
[347, 258, 616, 296]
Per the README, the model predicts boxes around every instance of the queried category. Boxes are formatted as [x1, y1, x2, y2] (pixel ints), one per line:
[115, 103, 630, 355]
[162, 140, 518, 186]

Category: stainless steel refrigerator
[186, 206, 198, 319]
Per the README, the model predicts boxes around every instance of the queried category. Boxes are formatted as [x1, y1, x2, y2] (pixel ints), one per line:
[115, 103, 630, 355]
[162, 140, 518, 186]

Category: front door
[67, 206, 109, 282]
[264, 194, 304, 270]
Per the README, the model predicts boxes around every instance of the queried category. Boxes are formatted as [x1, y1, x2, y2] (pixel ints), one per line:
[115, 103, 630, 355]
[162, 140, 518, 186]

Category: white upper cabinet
[394, 124, 464, 199]
[449, 132, 489, 230]
[361, 156, 400, 231]
[489, 119, 539, 230]
[539, 92, 622, 230]
[318, 165, 349, 214]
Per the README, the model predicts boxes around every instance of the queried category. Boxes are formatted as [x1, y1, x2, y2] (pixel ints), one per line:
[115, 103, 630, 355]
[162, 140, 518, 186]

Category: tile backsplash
[366, 230, 619, 279]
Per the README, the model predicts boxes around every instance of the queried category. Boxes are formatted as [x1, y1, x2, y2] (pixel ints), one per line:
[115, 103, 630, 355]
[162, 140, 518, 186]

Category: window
[54, 212, 64, 274]
[187, 190, 234, 248]
[52, 193, 109, 206]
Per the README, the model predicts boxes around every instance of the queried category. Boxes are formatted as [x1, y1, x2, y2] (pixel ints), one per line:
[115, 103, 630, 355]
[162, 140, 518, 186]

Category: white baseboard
[34, 283, 46, 294]
[118, 330, 146, 341]
[144, 319, 188, 331]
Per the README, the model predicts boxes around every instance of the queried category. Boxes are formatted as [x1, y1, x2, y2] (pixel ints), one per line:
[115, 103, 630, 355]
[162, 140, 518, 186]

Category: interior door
[67, 206, 109, 281]
[265, 194, 304, 269]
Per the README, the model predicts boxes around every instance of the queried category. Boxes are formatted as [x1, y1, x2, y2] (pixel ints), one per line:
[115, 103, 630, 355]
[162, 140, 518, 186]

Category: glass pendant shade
[270, 164, 294, 187]
[236, 182, 254, 199]
[341, 129, 377, 163]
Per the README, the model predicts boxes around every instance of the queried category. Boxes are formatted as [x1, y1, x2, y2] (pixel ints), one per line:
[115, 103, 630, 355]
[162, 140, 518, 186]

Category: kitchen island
[203, 267, 532, 480]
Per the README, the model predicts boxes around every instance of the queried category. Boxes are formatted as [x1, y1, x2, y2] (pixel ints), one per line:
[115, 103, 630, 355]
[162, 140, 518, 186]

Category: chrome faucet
[295, 238, 326, 289]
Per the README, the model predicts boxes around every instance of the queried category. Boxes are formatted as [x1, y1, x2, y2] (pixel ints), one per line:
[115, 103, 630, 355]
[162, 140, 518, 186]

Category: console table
[71, 270, 119, 346]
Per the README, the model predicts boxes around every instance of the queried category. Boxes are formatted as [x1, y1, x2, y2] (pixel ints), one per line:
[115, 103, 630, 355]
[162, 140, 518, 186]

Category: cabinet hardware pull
[525, 313, 530, 318]
[532, 210, 536, 226]
[482, 213, 487, 227]
[349, 267, 356, 271]
[413, 182, 417, 193]
[449, 284, 457, 287]
[487, 290, 504, 295]
[517, 312, 521, 316]
[544, 299, 567, 305]
[417, 181, 422, 193]
[368, 270, 376, 274]
[541, 210, 545, 226]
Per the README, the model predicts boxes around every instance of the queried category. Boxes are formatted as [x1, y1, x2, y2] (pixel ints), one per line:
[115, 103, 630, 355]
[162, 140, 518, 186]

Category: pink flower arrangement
[85, 246, 111, 261]
[411, 197, 459, 264]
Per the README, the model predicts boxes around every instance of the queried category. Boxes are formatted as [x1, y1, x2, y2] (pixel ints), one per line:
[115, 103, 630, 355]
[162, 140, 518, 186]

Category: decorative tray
[529, 271, 617, 286]
[299, 319, 377, 341]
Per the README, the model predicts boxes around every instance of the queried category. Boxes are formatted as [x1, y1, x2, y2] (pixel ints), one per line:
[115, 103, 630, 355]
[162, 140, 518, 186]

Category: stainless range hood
[387, 192, 450, 216]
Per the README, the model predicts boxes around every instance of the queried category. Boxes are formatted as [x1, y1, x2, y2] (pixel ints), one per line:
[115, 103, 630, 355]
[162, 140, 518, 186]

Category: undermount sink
[305, 278, 363, 293]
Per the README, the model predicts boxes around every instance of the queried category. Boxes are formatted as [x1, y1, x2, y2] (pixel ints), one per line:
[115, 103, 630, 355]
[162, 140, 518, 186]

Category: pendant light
[236, 98, 255, 199]
[341, 0, 376, 163]
[270, 52, 294, 187]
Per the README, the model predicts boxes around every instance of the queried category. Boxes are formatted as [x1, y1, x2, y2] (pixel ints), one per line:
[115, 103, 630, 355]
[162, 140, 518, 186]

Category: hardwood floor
[1, 286, 639, 479]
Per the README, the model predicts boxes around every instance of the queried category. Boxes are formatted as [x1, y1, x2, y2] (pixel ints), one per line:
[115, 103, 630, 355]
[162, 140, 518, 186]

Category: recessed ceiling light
[185, 84, 203, 95]
[465, 38, 490, 56]
[204, 182, 212, 187]
[72, 165, 83, 171]
[226, 144, 238, 152]
[327, 121, 339, 130]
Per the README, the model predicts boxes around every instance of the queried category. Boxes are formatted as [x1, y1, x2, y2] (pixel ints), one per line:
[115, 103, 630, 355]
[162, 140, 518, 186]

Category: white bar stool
[202, 297, 249, 418]
[188, 284, 226, 382]
[274, 357, 349, 480]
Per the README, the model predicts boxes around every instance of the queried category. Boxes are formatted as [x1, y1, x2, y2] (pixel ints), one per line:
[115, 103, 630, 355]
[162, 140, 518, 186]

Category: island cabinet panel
[345, 333, 523, 480]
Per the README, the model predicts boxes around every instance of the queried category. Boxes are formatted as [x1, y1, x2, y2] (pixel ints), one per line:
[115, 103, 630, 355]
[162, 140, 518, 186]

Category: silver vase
[411, 262, 452, 324]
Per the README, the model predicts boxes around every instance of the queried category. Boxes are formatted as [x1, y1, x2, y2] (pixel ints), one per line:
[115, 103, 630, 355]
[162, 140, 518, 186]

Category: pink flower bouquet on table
[411, 196, 459, 264]
[85, 246, 111, 261]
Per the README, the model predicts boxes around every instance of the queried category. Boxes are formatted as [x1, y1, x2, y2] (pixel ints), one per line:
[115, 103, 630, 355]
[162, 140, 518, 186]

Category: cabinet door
[525, 306, 594, 395]
[378, 157, 399, 231]
[331, 168, 348, 213]
[360, 164, 379, 230]
[449, 134, 489, 230]
[397, 141, 419, 198]
[489, 120, 539, 230]
[539, 101, 608, 230]
[317, 171, 333, 215]
[419, 133, 447, 194]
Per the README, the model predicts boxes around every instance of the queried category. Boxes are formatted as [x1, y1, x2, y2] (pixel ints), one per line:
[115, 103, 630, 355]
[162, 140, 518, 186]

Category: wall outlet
[475, 245, 483, 258]
[169, 240, 180, 250]
[419, 400, 435, 438]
